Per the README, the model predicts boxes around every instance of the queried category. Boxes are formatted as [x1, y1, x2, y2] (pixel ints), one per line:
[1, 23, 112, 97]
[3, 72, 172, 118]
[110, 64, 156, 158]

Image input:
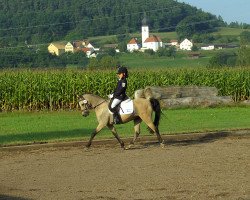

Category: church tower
[141, 13, 149, 48]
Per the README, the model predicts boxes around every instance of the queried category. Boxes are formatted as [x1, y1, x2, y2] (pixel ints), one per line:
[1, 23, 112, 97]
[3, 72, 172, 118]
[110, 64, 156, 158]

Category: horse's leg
[147, 122, 163, 143]
[140, 114, 163, 144]
[86, 123, 105, 148]
[130, 117, 142, 145]
[107, 124, 125, 149]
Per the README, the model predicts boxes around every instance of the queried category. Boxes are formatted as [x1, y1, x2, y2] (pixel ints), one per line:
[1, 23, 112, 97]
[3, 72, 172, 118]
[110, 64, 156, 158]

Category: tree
[88, 58, 100, 70]
[208, 51, 237, 68]
[240, 31, 250, 44]
[87, 55, 119, 69]
[106, 48, 116, 57]
[237, 31, 250, 67]
[99, 55, 119, 69]
[156, 48, 169, 57]
[144, 49, 155, 56]
[237, 46, 250, 66]
[192, 33, 215, 44]
[0, 0, 224, 46]
[191, 45, 199, 52]
[118, 41, 128, 52]
[176, 14, 217, 40]
[168, 46, 176, 58]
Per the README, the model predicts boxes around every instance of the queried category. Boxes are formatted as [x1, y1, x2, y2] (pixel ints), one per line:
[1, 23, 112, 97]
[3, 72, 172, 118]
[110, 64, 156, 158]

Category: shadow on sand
[0, 128, 92, 146]
[126, 131, 230, 150]
[0, 194, 32, 200]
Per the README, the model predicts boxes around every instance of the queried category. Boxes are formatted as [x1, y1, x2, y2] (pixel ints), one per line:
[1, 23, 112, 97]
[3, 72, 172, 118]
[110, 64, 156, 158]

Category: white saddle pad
[119, 99, 134, 115]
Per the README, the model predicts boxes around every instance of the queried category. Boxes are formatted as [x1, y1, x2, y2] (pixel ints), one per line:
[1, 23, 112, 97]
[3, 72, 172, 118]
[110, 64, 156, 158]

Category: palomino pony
[78, 94, 164, 149]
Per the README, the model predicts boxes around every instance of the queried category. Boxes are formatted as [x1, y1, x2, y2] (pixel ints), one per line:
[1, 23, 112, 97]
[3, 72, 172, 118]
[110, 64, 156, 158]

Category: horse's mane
[84, 93, 106, 101]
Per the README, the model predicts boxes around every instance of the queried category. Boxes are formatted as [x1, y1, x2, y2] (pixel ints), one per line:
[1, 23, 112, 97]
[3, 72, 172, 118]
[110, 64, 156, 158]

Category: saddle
[108, 98, 134, 124]
[118, 98, 134, 115]
[108, 98, 134, 115]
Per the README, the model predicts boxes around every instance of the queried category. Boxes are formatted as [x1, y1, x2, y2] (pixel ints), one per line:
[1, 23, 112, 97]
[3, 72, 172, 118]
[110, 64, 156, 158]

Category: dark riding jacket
[113, 78, 127, 100]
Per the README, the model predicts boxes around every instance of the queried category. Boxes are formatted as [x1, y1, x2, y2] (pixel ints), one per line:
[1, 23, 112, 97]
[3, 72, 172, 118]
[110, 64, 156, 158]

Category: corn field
[0, 68, 249, 111]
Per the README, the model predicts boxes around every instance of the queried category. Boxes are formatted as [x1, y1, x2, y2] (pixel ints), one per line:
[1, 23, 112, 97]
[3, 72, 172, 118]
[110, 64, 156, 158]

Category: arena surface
[0, 134, 249, 200]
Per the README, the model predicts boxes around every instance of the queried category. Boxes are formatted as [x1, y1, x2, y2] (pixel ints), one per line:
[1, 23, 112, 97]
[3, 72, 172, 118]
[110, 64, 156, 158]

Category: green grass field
[214, 27, 246, 36]
[118, 52, 211, 68]
[0, 107, 249, 146]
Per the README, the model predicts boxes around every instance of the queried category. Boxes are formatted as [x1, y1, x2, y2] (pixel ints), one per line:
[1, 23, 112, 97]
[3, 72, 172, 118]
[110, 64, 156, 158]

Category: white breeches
[111, 98, 121, 109]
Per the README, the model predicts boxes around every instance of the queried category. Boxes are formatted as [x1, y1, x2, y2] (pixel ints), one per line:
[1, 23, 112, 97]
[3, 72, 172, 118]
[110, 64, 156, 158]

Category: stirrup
[114, 116, 121, 124]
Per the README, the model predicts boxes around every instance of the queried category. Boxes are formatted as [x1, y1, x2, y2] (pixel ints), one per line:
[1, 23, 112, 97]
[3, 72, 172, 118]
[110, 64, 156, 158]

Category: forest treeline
[1, 0, 250, 69]
[0, 0, 225, 46]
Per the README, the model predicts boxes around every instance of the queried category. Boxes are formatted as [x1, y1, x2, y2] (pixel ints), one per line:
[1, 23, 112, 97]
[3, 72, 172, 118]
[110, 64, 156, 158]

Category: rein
[92, 100, 107, 109]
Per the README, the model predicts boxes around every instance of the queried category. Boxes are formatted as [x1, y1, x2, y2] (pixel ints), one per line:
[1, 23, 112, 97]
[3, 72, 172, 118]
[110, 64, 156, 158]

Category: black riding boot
[113, 110, 121, 124]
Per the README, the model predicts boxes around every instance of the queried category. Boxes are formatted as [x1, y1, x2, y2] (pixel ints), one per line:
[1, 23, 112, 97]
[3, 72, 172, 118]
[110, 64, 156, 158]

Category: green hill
[0, 0, 223, 46]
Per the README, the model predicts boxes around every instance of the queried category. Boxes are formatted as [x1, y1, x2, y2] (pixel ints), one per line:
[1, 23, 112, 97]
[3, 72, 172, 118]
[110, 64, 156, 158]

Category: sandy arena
[0, 134, 249, 200]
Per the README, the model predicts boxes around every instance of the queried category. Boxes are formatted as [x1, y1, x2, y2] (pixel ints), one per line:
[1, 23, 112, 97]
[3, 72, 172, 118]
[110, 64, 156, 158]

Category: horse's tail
[149, 98, 161, 128]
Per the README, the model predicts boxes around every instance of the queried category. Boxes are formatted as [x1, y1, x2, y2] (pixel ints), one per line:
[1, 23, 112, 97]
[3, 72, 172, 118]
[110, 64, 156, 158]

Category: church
[127, 15, 163, 52]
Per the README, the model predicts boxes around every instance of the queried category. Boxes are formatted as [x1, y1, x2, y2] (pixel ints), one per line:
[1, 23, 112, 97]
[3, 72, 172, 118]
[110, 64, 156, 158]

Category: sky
[178, 0, 250, 24]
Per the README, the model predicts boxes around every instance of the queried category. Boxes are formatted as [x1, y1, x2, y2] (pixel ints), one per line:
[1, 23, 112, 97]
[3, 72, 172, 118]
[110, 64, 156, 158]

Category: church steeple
[141, 12, 149, 47]
[142, 12, 148, 26]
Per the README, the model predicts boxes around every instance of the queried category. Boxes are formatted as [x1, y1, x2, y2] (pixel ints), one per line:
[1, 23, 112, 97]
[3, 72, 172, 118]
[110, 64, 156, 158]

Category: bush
[208, 51, 237, 67]
[88, 55, 119, 70]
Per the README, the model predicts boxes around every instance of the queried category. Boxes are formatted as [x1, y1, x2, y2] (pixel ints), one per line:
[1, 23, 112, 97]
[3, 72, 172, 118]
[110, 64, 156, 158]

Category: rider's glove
[108, 93, 114, 99]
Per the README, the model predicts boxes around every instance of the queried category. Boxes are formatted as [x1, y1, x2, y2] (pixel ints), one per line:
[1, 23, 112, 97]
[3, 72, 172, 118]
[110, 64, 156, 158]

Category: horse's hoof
[125, 146, 130, 150]
[120, 144, 125, 150]
[123, 144, 132, 150]
[126, 144, 134, 150]
[160, 142, 165, 148]
[84, 145, 91, 151]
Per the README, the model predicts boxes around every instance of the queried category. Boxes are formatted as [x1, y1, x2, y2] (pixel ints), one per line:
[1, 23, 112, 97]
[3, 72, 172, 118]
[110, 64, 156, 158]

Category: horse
[78, 93, 164, 149]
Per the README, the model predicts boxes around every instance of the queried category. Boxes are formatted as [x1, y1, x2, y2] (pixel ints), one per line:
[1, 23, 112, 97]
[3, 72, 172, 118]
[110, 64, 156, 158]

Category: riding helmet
[117, 66, 127, 74]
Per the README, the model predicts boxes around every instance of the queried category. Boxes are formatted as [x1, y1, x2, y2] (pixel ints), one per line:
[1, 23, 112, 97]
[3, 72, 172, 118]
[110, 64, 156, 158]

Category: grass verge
[0, 107, 249, 146]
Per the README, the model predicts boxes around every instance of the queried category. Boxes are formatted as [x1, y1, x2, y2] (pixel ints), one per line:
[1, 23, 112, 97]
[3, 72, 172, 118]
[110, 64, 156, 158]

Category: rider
[108, 66, 128, 124]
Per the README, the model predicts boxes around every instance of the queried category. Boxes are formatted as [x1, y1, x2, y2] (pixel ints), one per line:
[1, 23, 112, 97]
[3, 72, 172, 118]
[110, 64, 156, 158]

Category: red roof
[128, 38, 138, 44]
[78, 47, 91, 53]
[144, 35, 162, 43]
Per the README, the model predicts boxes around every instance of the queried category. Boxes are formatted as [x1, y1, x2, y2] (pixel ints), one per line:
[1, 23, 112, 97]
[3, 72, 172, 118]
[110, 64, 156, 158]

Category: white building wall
[144, 42, 161, 52]
[141, 26, 149, 47]
[180, 39, 193, 51]
[65, 42, 74, 53]
[86, 43, 94, 49]
[127, 44, 140, 52]
[201, 45, 215, 50]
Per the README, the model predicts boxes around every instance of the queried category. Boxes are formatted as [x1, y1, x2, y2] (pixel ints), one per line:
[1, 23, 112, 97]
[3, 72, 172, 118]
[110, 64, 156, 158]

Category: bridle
[92, 100, 107, 109]
[80, 99, 106, 111]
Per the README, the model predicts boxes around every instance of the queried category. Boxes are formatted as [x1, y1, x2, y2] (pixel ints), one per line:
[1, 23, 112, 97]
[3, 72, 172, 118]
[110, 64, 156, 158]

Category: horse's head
[78, 95, 93, 117]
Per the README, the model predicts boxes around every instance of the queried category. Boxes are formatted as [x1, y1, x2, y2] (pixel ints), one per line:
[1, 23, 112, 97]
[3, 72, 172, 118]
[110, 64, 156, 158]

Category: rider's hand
[108, 94, 114, 99]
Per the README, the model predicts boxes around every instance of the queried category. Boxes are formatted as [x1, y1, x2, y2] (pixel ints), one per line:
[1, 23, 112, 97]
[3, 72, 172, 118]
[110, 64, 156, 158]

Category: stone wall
[135, 86, 234, 108]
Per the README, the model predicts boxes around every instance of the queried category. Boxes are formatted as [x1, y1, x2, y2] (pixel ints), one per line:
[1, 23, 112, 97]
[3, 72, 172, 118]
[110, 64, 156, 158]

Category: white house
[84, 41, 94, 49]
[201, 45, 215, 50]
[180, 38, 193, 51]
[65, 42, 75, 53]
[170, 40, 179, 47]
[81, 47, 96, 58]
[143, 35, 163, 52]
[127, 38, 140, 52]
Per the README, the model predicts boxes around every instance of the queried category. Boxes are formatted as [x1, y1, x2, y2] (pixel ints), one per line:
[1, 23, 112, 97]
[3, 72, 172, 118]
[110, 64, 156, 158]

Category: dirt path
[0, 136, 249, 200]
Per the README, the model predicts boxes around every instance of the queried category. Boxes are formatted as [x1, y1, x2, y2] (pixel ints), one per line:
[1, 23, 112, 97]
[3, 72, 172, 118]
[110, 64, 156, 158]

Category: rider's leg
[110, 98, 122, 124]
